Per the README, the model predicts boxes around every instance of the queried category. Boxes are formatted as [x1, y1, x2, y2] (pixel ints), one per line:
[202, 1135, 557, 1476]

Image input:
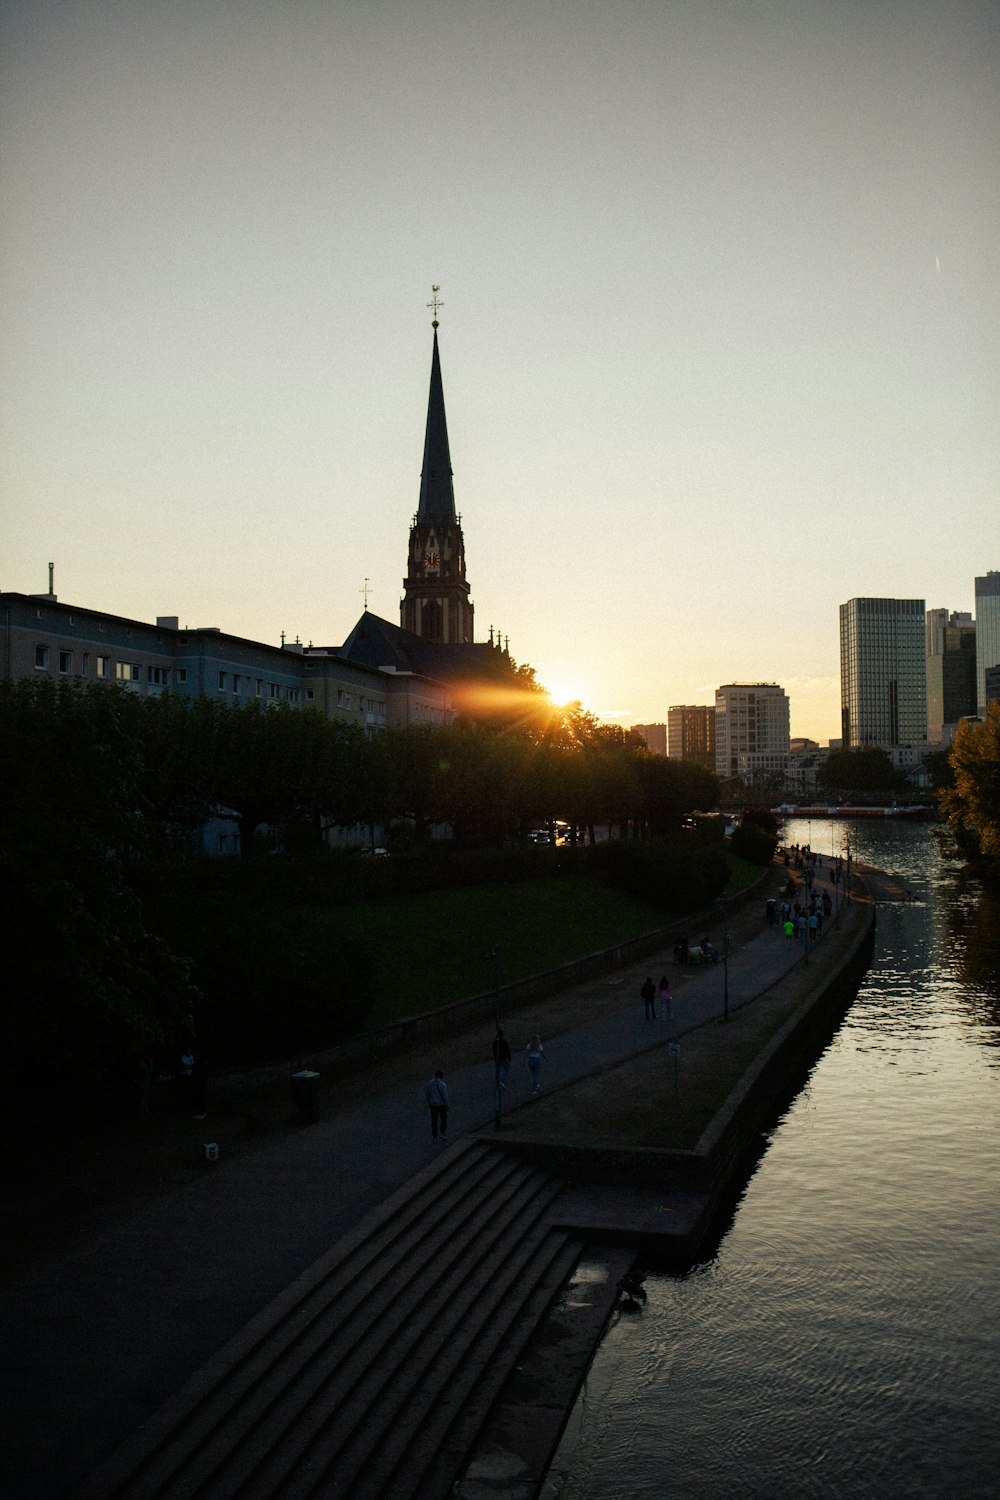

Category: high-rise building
[974, 572, 1000, 715]
[926, 608, 977, 744]
[839, 597, 926, 749]
[926, 607, 973, 655]
[714, 685, 789, 782]
[667, 705, 716, 767]
[633, 722, 667, 755]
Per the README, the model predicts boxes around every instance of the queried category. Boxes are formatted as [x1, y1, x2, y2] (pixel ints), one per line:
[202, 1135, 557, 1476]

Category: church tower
[400, 298, 474, 644]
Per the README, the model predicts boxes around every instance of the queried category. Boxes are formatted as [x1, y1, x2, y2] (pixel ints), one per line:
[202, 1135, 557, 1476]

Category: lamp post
[718, 902, 730, 1023]
[486, 945, 503, 1129]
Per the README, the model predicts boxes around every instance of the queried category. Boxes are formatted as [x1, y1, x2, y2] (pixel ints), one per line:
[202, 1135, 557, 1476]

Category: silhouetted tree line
[2, 678, 723, 1096]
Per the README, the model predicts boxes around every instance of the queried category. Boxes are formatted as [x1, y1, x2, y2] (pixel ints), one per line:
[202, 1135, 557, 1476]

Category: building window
[148, 666, 169, 686]
[58, 650, 72, 674]
[218, 671, 227, 691]
[268, 683, 280, 700]
[288, 688, 300, 705]
[175, 667, 187, 685]
[82, 653, 90, 677]
[306, 689, 315, 701]
[232, 674, 241, 694]
[34, 644, 49, 670]
[115, 662, 141, 683]
[96, 655, 108, 678]
[255, 679, 263, 698]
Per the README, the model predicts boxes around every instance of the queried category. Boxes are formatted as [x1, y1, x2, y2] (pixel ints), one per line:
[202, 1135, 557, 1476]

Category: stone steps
[76, 1141, 584, 1500]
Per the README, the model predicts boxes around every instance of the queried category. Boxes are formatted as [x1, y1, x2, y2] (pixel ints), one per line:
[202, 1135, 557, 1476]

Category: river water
[546, 819, 1000, 1499]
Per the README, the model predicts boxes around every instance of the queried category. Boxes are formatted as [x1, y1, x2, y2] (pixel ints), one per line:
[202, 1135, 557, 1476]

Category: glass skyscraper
[839, 597, 927, 749]
[974, 572, 1000, 715]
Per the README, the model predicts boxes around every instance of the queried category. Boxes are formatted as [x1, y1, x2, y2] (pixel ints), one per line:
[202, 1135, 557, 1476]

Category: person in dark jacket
[492, 1028, 511, 1090]
[425, 1070, 449, 1142]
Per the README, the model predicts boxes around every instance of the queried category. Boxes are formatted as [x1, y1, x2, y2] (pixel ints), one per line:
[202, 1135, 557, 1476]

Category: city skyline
[2, 0, 997, 742]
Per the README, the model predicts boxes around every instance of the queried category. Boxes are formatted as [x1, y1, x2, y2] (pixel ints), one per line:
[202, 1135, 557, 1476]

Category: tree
[940, 705, 1000, 861]
[0, 678, 196, 1094]
[817, 747, 908, 794]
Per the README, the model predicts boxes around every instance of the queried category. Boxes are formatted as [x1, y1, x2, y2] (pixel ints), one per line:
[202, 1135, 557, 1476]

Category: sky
[1, 0, 997, 742]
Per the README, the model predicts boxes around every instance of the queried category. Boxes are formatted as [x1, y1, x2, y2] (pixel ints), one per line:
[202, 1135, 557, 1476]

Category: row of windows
[336, 689, 387, 713]
[35, 645, 187, 686]
[33, 646, 418, 720]
[216, 670, 300, 705]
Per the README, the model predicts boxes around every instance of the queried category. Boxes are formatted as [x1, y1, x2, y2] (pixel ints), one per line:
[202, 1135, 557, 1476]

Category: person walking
[492, 1028, 511, 1091]
[425, 1069, 449, 1142]
[658, 974, 672, 1023]
[526, 1035, 546, 1097]
[641, 976, 656, 1022]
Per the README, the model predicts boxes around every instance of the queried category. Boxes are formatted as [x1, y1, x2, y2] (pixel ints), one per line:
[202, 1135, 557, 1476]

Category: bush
[730, 822, 778, 866]
[741, 805, 779, 836]
[592, 837, 728, 912]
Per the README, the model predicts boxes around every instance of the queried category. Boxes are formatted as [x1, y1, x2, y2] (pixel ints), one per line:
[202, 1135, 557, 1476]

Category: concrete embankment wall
[212, 864, 773, 1097]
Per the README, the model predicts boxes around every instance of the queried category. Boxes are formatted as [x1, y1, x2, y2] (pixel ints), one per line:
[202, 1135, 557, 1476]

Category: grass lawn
[314, 875, 672, 1030]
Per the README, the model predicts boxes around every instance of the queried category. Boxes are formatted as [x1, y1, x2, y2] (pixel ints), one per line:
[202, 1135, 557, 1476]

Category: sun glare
[543, 678, 587, 708]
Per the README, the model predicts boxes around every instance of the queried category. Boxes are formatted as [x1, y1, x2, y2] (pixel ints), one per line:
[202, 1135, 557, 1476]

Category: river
[545, 819, 1000, 1499]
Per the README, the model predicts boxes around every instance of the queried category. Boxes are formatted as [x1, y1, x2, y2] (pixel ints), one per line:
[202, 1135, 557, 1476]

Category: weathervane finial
[427, 284, 443, 327]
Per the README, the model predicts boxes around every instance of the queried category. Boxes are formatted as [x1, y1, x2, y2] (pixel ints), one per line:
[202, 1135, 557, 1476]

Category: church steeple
[401, 292, 474, 645]
[417, 326, 456, 526]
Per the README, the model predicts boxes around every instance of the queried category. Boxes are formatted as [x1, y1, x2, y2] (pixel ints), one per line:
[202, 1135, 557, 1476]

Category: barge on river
[776, 803, 933, 819]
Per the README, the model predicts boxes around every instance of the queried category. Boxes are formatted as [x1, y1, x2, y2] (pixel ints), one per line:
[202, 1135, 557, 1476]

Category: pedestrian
[808, 912, 819, 941]
[784, 918, 794, 942]
[425, 1069, 449, 1142]
[658, 974, 672, 1023]
[526, 1035, 546, 1096]
[492, 1027, 511, 1091]
[641, 976, 656, 1021]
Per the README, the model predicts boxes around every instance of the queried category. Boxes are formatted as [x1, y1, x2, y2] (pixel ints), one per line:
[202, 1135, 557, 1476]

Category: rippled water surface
[546, 821, 1000, 1499]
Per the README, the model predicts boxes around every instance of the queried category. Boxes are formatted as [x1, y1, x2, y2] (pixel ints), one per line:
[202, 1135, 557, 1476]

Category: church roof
[339, 611, 499, 682]
[416, 327, 456, 526]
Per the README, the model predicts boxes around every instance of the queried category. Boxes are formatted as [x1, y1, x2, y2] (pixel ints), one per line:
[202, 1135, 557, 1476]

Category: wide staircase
[77, 1140, 595, 1500]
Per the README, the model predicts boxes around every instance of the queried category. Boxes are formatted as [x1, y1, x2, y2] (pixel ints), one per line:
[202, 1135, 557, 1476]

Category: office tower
[667, 705, 716, 767]
[926, 609, 977, 743]
[839, 597, 926, 748]
[633, 723, 667, 755]
[974, 572, 1000, 715]
[714, 685, 789, 781]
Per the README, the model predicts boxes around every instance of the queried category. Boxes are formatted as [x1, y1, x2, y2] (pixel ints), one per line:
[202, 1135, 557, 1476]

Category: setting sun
[541, 677, 588, 708]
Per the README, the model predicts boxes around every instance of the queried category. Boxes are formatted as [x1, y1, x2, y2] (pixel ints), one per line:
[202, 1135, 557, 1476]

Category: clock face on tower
[424, 551, 440, 571]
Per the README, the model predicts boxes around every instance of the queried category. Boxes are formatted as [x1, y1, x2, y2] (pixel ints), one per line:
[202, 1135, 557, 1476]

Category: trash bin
[290, 1069, 320, 1124]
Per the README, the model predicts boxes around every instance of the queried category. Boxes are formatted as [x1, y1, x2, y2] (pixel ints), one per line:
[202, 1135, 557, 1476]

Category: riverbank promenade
[0, 859, 872, 1500]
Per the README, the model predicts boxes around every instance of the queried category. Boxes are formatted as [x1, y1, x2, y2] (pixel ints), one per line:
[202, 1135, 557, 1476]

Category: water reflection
[547, 821, 1000, 1500]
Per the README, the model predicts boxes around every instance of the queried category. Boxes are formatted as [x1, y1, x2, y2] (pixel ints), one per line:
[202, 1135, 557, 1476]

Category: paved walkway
[0, 859, 857, 1499]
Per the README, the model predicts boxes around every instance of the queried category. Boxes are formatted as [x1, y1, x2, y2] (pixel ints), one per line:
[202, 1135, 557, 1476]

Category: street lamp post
[486, 945, 503, 1129]
[718, 902, 730, 1022]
